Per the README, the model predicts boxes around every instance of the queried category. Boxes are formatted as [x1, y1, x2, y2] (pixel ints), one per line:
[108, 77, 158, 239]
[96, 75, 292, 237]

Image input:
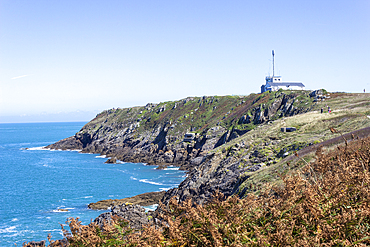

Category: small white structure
[261, 51, 305, 93]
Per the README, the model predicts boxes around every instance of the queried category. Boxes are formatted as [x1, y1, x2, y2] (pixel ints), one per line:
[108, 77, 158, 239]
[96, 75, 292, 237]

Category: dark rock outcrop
[309, 89, 323, 98]
[88, 191, 166, 210]
[23, 241, 46, 247]
[48, 92, 319, 229]
[47, 136, 83, 150]
[160, 153, 248, 206]
[46, 92, 314, 171]
[105, 157, 117, 164]
[94, 204, 154, 229]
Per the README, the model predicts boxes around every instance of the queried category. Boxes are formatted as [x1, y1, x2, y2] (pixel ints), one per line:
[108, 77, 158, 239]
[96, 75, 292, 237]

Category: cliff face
[47, 90, 370, 230]
[47, 90, 316, 170]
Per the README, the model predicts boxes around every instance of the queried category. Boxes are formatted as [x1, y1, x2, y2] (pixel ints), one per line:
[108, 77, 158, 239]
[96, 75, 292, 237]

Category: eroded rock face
[310, 89, 323, 98]
[47, 92, 317, 228]
[160, 153, 249, 206]
[47, 136, 83, 150]
[47, 93, 313, 171]
[47, 124, 229, 170]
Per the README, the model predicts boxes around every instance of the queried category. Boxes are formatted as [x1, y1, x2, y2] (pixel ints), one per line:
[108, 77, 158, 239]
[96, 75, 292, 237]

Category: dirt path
[284, 126, 370, 163]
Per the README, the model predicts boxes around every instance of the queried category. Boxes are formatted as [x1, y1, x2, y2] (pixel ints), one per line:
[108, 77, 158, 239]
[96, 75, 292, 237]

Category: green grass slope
[212, 92, 370, 196]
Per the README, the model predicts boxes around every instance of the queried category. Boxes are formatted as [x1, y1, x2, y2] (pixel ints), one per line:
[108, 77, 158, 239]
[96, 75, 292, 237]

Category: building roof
[268, 81, 305, 87]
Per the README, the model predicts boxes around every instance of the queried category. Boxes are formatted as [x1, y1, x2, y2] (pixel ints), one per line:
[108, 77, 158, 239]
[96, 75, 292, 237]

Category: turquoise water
[0, 122, 185, 246]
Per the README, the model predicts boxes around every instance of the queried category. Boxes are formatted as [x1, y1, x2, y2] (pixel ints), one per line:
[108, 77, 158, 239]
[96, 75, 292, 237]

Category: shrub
[27, 135, 370, 246]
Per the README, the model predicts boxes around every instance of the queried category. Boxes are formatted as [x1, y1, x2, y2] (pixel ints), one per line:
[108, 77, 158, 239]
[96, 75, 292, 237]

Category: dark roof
[268, 82, 305, 87]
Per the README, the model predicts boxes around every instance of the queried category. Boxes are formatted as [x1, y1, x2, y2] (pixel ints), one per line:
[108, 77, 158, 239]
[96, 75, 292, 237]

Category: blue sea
[0, 122, 185, 246]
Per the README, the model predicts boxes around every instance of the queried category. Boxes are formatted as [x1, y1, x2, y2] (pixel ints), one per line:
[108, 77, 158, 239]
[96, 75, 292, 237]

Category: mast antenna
[272, 50, 275, 77]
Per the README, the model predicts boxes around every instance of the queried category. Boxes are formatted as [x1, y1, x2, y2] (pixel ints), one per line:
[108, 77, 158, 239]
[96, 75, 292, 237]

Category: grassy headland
[32, 90, 370, 246]
[40, 131, 370, 246]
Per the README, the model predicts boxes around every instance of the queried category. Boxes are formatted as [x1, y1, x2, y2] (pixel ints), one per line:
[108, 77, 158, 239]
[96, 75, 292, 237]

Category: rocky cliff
[47, 90, 316, 170]
[158, 91, 370, 207]
[48, 90, 370, 230]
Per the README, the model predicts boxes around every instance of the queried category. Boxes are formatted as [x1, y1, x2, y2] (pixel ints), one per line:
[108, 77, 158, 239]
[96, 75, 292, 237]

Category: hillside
[47, 90, 370, 208]
[23, 90, 370, 246]
[48, 90, 319, 167]
[38, 120, 370, 247]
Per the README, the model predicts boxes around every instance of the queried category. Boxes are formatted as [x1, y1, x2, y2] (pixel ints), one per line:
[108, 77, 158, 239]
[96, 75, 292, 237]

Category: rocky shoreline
[23, 91, 370, 246]
[46, 91, 316, 172]
[44, 91, 370, 233]
[88, 191, 166, 210]
[45, 91, 331, 210]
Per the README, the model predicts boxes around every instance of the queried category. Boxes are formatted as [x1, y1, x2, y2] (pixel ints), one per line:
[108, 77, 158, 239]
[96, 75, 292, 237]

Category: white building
[261, 51, 305, 93]
[261, 75, 305, 93]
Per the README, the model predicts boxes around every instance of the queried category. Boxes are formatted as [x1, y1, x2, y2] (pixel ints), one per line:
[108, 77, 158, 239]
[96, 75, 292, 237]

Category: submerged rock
[105, 157, 117, 164]
[56, 208, 69, 212]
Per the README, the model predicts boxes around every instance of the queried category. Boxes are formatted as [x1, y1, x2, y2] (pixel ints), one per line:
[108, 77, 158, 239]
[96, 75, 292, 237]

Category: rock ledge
[88, 191, 166, 210]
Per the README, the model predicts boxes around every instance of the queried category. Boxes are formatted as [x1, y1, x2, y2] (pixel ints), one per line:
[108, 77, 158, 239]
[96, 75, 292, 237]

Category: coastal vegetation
[39, 134, 370, 246]
[25, 90, 370, 246]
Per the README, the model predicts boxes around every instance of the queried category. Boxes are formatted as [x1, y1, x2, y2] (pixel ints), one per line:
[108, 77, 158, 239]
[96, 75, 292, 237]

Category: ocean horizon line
[0, 120, 89, 124]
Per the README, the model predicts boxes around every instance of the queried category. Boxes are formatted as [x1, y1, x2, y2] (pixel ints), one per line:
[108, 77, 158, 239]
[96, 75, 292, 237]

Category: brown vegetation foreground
[27, 134, 370, 246]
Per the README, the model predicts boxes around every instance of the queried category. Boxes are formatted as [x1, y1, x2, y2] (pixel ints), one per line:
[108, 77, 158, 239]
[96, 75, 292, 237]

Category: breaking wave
[139, 179, 164, 186]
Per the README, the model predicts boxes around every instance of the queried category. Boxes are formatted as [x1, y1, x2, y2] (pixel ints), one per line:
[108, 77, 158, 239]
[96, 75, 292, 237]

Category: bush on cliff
[33, 135, 370, 246]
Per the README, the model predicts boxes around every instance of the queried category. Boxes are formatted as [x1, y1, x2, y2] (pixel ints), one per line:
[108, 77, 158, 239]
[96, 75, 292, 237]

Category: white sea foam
[11, 218, 18, 222]
[139, 179, 163, 185]
[130, 176, 138, 181]
[26, 146, 49, 151]
[159, 188, 170, 191]
[0, 226, 34, 238]
[47, 148, 81, 152]
[0, 226, 17, 234]
[43, 229, 62, 232]
[95, 155, 106, 158]
[52, 209, 68, 213]
[143, 204, 158, 212]
[164, 167, 180, 171]
[84, 196, 93, 198]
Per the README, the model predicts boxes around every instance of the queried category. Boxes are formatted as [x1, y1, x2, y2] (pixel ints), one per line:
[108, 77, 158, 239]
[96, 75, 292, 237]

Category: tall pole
[272, 50, 275, 77]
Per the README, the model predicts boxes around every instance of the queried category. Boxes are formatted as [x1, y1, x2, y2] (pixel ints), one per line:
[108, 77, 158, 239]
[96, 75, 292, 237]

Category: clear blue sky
[1, 0, 369, 122]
